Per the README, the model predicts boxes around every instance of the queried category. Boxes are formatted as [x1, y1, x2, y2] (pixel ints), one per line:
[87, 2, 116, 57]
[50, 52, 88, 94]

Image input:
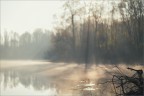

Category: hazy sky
[1, 0, 119, 35]
[1, 0, 65, 35]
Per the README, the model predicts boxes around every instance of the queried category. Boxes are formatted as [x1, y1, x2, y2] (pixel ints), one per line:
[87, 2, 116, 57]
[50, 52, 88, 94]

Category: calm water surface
[0, 60, 143, 96]
[0, 60, 61, 96]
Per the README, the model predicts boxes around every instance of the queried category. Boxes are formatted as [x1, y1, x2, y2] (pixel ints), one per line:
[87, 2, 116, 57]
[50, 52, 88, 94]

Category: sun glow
[1, 0, 121, 35]
[1, 1, 65, 34]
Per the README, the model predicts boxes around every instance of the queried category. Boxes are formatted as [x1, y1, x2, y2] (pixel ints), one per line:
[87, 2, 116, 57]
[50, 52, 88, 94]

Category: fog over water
[0, 61, 143, 95]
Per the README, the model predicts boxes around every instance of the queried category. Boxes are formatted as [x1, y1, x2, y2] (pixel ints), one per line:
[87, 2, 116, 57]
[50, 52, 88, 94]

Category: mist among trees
[0, 29, 52, 59]
[0, 0, 143, 65]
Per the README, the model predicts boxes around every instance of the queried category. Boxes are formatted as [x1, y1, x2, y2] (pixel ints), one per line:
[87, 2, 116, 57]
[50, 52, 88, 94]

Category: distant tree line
[0, 0, 143, 65]
[0, 29, 52, 59]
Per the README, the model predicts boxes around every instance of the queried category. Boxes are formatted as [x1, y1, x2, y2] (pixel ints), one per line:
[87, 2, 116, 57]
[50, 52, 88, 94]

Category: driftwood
[103, 67, 144, 96]
[72, 67, 143, 96]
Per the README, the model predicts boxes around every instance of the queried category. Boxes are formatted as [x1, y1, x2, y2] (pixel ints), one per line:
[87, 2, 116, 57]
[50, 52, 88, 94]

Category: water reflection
[0, 61, 83, 96]
[1, 61, 143, 96]
[0, 67, 58, 95]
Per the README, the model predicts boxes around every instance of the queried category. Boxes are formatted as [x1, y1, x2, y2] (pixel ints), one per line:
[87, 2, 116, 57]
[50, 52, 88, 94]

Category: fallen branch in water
[100, 66, 144, 96]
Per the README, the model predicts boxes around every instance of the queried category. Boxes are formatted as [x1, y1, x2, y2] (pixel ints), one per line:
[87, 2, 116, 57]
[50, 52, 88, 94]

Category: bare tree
[119, 0, 144, 46]
[63, 0, 81, 51]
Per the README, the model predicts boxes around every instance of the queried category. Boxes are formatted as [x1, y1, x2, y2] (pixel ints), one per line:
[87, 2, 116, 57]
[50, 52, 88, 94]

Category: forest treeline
[0, 29, 52, 59]
[0, 0, 143, 64]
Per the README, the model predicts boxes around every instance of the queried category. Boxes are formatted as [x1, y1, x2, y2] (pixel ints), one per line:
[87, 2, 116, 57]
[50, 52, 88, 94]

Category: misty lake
[0, 60, 83, 96]
[0, 60, 143, 96]
[0, 60, 60, 96]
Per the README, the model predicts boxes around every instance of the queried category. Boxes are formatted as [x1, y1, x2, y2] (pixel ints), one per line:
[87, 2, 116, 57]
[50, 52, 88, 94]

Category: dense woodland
[0, 0, 143, 64]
